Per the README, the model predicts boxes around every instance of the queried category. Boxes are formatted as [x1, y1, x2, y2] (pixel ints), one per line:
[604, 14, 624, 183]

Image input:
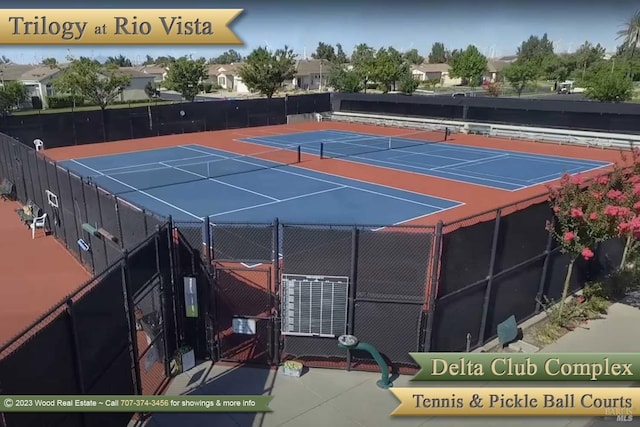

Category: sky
[1, 0, 638, 64]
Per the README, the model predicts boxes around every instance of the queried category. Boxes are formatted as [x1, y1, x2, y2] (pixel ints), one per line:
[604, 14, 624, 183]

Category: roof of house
[295, 59, 331, 76]
[487, 59, 509, 73]
[117, 67, 154, 78]
[208, 63, 243, 76]
[498, 55, 518, 62]
[136, 65, 167, 76]
[0, 64, 38, 81]
[19, 66, 62, 82]
[411, 63, 450, 73]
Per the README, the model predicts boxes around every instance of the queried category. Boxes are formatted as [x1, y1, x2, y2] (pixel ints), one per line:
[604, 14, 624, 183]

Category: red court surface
[0, 200, 90, 347]
[46, 121, 626, 227]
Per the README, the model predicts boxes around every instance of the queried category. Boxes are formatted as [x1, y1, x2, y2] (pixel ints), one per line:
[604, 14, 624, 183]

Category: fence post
[346, 226, 359, 371]
[165, 216, 182, 350]
[80, 179, 96, 274]
[203, 216, 216, 361]
[114, 196, 125, 249]
[423, 221, 443, 353]
[535, 219, 555, 314]
[121, 253, 143, 395]
[271, 217, 280, 365]
[53, 165, 68, 247]
[477, 209, 502, 347]
[93, 185, 110, 267]
[67, 170, 82, 261]
[154, 225, 172, 378]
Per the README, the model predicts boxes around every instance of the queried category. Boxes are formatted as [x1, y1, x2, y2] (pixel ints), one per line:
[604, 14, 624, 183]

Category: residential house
[0, 64, 43, 108]
[207, 63, 249, 94]
[116, 68, 157, 101]
[410, 64, 461, 86]
[135, 65, 167, 84]
[485, 59, 509, 83]
[293, 59, 330, 90]
[16, 65, 63, 109]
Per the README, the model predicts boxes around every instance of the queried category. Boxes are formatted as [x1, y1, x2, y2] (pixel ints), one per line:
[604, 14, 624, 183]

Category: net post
[296, 145, 301, 163]
[444, 127, 449, 141]
[320, 142, 324, 159]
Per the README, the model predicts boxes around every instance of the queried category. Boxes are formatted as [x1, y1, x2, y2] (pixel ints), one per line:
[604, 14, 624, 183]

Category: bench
[15, 200, 42, 227]
[0, 178, 15, 201]
[465, 123, 493, 135]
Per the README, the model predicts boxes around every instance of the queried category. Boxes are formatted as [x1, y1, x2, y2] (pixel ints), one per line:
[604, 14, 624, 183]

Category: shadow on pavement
[144, 364, 276, 427]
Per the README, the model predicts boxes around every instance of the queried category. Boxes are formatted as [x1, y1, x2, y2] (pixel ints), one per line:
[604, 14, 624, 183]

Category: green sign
[0, 395, 273, 412]
[410, 353, 640, 381]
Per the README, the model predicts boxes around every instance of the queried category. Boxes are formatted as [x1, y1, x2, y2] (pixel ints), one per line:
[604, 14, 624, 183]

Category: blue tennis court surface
[58, 144, 461, 224]
[240, 130, 611, 191]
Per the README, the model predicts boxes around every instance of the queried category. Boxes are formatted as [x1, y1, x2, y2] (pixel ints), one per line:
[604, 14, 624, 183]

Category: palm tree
[616, 10, 640, 77]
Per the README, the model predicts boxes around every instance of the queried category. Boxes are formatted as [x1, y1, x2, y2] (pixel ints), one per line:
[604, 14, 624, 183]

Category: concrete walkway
[140, 298, 640, 427]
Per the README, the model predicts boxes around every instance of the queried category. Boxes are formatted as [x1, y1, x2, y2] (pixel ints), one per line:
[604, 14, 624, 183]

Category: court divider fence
[0, 93, 330, 150]
[0, 124, 628, 425]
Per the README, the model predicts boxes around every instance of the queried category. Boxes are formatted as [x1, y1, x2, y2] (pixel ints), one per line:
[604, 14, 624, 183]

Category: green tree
[503, 62, 538, 96]
[372, 47, 404, 92]
[572, 41, 606, 80]
[105, 54, 132, 67]
[351, 44, 376, 92]
[328, 65, 362, 92]
[403, 49, 424, 65]
[584, 66, 634, 102]
[210, 49, 243, 64]
[447, 49, 462, 65]
[311, 42, 336, 61]
[165, 56, 208, 101]
[449, 45, 488, 87]
[616, 10, 640, 77]
[428, 42, 447, 63]
[516, 33, 555, 74]
[54, 57, 131, 110]
[335, 43, 348, 63]
[398, 67, 419, 94]
[142, 55, 155, 65]
[144, 81, 157, 99]
[42, 57, 58, 68]
[0, 81, 28, 113]
[239, 46, 296, 99]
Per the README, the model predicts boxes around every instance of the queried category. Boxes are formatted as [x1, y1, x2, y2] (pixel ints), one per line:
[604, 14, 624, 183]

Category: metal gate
[213, 265, 277, 365]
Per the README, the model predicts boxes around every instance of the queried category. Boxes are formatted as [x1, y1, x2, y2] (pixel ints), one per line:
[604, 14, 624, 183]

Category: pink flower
[581, 247, 594, 260]
[570, 208, 584, 218]
[618, 222, 631, 233]
[597, 176, 610, 185]
[591, 192, 603, 200]
[553, 206, 561, 214]
[607, 189, 624, 200]
[629, 175, 640, 184]
[564, 231, 575, 242]
[633, 183, 640, 196]
[569, 174, 584, 185]
[604, 205, 620, 216]
[589, 212, 598, 220]
[634, 201, 640, 211]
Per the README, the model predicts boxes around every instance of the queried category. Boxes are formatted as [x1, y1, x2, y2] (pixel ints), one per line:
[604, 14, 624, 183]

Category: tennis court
[240, 129, 611, 191]
[58, 144, 461, 224]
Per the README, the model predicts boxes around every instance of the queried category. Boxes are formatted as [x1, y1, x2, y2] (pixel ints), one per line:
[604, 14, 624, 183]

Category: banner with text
[410, 353, 640, 381]
[0, 9, 243, 44]
[0, 396, 272, 412]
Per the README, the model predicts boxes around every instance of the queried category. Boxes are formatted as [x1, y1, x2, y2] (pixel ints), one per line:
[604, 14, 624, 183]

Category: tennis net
[319, 130, 446, 160]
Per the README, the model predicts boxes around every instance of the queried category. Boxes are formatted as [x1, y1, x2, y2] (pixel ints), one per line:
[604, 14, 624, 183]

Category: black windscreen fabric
[69, 173, 94, 270]
[83, 182, 109, 273]
[212, 224, 272, 262]
[483, 259, 544, 342]
[226, 100, 249, 129]
[430, 281, 486, 351]
[127, 236, 159, 297]
[73, 266, 128, 389]
[57, 168, 81, 259]
[18, 147, 35, 202]
[35, 155, 50, 206]
[543, 250, 589, 301]
[26, 151, 44, 208]
[494, 203, 552, 273]
[11, 143, 27, 202]
[356, 229, 433, 301]
[438, 219, 496, 296]
[352, 301, 422, 366]
[117, 198, 148, 248]
[97, 188, 123, 264]
[282, 226, 353, 277]
[74, 110, 105, 145]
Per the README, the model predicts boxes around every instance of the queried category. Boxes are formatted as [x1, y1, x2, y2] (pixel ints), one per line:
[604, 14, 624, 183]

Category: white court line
[62, 145, 191, 161]
[209, 186, 347, 218]
[101, 152, 221, 172]
[103, 165, 172, 176]
[181, 145, 458, 209]
[69, 159, 202, 220]
[156, 161, 280, 202]
[430, 154, 510, 170]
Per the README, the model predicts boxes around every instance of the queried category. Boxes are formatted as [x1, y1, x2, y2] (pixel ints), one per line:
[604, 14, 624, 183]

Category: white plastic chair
[31, 213, 47, 239]
[33, 139, 44, 151]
